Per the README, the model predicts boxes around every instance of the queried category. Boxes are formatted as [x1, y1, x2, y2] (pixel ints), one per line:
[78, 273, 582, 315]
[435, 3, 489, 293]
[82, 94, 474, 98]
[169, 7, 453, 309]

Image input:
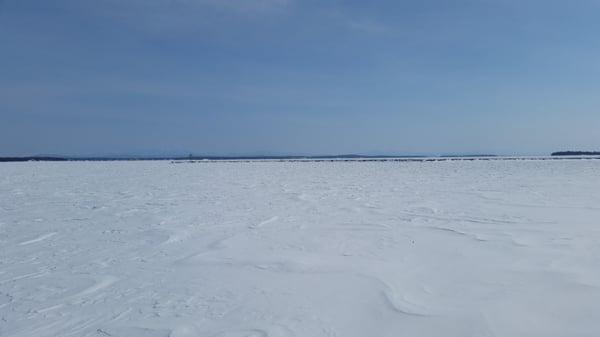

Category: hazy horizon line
[2, 150, 597, 159]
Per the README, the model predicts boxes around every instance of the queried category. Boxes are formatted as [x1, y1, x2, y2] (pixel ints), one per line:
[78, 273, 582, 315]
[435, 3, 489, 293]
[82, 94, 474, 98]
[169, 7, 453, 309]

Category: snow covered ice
[2, 160, 600, 337]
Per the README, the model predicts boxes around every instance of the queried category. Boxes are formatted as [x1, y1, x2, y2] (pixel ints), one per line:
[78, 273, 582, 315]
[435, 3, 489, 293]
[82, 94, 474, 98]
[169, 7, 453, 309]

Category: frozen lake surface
[1, 160, 600, 337]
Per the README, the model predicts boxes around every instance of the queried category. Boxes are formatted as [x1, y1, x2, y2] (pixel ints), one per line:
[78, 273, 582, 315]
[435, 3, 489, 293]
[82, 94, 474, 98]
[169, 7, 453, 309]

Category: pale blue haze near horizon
[1, 0, 599, 157]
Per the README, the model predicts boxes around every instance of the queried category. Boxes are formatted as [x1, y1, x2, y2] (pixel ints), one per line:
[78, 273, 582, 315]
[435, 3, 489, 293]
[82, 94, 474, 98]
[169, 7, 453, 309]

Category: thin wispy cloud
[37, 0, 294, 34]
[324, 8, 388, 34]
[195, 0, 293, 13]
[77, 0, 294, 16]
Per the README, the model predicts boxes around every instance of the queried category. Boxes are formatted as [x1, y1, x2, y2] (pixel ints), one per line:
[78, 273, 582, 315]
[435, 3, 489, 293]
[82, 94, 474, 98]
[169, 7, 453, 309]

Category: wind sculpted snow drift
[1, 160, 600, 337]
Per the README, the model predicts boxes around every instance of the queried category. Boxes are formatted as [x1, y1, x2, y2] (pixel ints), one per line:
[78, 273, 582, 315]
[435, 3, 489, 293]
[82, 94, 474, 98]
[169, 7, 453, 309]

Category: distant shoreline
[2, 154, 600, 163]
[0, 155, 420, 162]
[551, 151, 600, 156]
[0, 154, 482, 162]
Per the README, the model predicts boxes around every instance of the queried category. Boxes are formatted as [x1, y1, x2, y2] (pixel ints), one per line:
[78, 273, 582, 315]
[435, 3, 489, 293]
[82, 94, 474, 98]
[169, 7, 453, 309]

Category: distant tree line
[552, 151, 600, 156]
[0, 156, 68, 162]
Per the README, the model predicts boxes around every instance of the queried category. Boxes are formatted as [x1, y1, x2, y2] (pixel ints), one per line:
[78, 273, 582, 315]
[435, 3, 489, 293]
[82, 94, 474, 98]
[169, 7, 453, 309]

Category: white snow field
[2, 160, 600, 337]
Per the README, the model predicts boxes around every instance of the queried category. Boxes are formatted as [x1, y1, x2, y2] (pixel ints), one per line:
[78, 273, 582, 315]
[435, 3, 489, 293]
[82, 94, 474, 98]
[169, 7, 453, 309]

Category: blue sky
[1, 0, 600, 156]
